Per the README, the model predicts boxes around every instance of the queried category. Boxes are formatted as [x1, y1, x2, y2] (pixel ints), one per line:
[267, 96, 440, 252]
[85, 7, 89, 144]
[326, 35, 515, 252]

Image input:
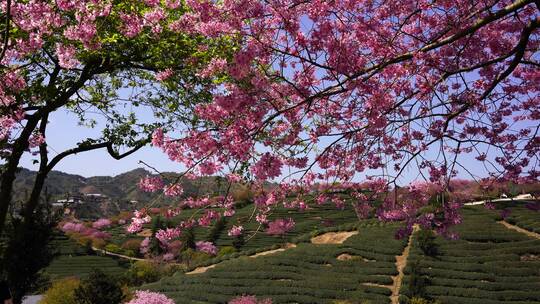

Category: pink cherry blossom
[92, 218, 112, 230]
[28, 133, 45, 148]
[119, 13, 144, 38]
[139, 176, 164, 192]
[126, 222, 143, 233]
[251, 153, 283, 181]
[55, 43, 80, 69]
[155, 228, 182, 246]
[164, 183, 184, 197]
[228, 225, 243, 237]
[140, 237, 151, 254]
[266, 218, 295, 236]
[229, 295, 272, 304]
[196, 241, 218, 255]
[155, 68, 174, 81]
[126, 290, 175, 304]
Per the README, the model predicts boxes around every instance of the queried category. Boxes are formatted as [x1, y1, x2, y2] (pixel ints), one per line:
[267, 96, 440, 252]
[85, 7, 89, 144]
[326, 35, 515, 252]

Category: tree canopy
[0, 0, 235, 232]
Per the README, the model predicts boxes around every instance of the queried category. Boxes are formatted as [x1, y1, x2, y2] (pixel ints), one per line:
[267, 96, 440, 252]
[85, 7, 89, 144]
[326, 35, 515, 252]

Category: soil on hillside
[311, 231, 358, 244]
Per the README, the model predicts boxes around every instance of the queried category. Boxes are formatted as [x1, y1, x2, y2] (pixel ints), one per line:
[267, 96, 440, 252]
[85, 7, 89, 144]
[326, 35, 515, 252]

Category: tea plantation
[143, 223, 407, 303]
[45, 234, 129, 279]
[139, 205, 540, 304]
[44, 201, 540, 303]
[104, 201, 361, 250]
[401, 207, 540, 304]
[496, 201, 540, 234]
[212, 201, 362, 249]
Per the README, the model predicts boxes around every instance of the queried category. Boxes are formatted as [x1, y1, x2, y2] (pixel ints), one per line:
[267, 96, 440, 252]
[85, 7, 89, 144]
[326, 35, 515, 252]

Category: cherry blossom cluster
[92, 219, 112, 230]
[146, 0, 540, 197]
[61, 222, 111, 240]
[11, 0, 532, 245]
[0, 0, 232, 156]
[155, 228, 182, 247]
[126, 210, 152, 233]
[229, 295, 272, 304]
[266, 218, 295, 236]
[195, 241, 218, 255]
[228, 225, 244, 237]
[126, 290, 175, 304]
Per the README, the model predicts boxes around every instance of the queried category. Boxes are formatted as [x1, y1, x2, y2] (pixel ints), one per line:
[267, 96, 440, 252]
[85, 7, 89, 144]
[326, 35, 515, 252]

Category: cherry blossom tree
[0, 0, 235, 233]
[131, 0, 540, 242]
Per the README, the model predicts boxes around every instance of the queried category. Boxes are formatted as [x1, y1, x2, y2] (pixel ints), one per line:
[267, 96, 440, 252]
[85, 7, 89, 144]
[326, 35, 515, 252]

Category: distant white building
[85, 193, 106, 198]
[54, 196, 84, 206]
[515, 193, 533, 200]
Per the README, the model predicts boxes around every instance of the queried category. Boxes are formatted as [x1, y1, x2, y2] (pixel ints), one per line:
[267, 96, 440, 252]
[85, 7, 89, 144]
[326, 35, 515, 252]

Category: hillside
[11, 167, 238, 204]
[10, 167, 246, 219]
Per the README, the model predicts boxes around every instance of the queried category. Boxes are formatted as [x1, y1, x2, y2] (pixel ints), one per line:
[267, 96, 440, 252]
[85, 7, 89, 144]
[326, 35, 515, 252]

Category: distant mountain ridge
[12, 167, 232, 205]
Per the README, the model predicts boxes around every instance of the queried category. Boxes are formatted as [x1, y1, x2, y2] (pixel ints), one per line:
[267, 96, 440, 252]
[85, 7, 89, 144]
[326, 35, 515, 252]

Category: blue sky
[19, 109, 181, 177]
[17, 107, 492, 186]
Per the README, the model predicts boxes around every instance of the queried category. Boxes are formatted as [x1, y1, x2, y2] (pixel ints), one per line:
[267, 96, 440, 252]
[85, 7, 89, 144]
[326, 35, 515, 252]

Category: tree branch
[46, 138, 150, 173]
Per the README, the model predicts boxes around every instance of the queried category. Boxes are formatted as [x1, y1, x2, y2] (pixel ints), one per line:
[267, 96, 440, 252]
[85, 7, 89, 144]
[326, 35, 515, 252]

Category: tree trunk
[23, 114, 49, 222]
[22, 170, 48, 222]
[0, 118, 39, 235]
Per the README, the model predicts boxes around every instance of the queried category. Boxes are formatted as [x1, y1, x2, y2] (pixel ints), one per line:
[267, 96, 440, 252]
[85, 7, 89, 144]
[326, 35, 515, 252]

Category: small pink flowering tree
[266, 218, 295, 236]
[229, 295, 272, 304]
[196, 241, 218, 255]
[92, 219, 112, 230]
[126, 290, 175, 304]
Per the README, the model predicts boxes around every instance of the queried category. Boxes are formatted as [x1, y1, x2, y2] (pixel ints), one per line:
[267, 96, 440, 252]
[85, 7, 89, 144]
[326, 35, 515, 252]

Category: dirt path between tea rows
[186, 243, 298, 275]
[390, 225, 419, 304]
[311, 231, 359, 244]
[361, 225, 418, 304]
[187, 231, 360, 275]
[498, 221, 540, 240]
[92, 247, 147, 261]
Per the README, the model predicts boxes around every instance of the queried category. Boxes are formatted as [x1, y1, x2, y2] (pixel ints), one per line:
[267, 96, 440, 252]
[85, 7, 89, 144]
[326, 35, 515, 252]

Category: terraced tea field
[143, 223, 407, 303]
[213, 201, 363, 249]
[45, 234, 129, 279]
[140, 205, 540, 304]
[402, 207, 540, 304]
[104, 201, 362, 251]
[496, 200, 540, 234]
[45, 201, 540, 303]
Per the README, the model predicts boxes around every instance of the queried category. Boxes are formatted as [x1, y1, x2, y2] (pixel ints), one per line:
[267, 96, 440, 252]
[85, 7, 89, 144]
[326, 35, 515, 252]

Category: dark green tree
[74, 269, 123, 304]
[0, 193, 59, 304]
[181, 227, 196, 251]
[417, 229, 439, 257]
[232, 234, 245, 250]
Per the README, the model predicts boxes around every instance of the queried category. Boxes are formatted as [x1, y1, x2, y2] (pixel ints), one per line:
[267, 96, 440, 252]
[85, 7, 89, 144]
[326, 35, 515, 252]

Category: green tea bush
[41, 277, 80, 304]
[403, 207, 540, 303]
[104, 243, 123, 254]
[123, 261, 161, 286]
[218, 246, 236, 257]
